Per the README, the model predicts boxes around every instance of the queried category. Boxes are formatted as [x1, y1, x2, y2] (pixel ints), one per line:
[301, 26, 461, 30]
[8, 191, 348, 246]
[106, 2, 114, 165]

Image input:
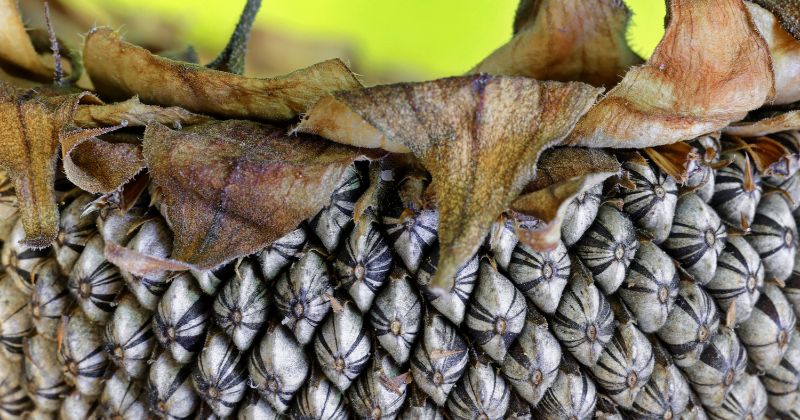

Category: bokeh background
[24, 0, 666, 85]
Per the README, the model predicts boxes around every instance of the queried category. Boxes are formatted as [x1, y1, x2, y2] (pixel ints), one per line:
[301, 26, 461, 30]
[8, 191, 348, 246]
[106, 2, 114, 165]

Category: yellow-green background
[62, 0, 666, 80]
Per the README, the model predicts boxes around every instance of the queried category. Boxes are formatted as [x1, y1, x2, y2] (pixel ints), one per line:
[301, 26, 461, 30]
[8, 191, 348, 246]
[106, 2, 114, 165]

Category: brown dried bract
[747, 2, 800, 105]
[724, 110, 800, 137]
[749, 0, 800, 40]
[296, 75, 601, 288]
[105, 241, 191, 278]
[62, 132, 145, 194]
[73, 96, 212, 128]
[83, 28, 361, 121]
[0, 0, 58, 81]
[567, 0, 775, 148]
[471, 0, 642, 88]
[143, 119, 379, 269]
[510, 148, 619, 251]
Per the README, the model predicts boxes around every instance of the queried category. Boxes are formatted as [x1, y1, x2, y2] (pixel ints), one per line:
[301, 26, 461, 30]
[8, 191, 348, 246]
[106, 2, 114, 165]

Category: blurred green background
[57, 0, 666, 84]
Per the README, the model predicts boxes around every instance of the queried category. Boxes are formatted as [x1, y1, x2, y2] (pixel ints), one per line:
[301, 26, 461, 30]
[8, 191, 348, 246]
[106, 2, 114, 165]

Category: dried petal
[471, 0, 642, 87]
[143, 120, 375, 269]
[0, 0, 60, 80]
[566, 0, 775, 148]
[84, 28, 360, 120]
[297, 75, 600, 288]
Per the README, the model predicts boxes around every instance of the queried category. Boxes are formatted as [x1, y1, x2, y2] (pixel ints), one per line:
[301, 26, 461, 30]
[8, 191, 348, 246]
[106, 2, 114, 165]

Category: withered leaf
[724, 110, 800, 137]
[749, 0, 800, 40]
[471, 0, 642, 88]
[566, 0, 775, 148]
[297, 75, 601, 288]
[747, 2, 800, 105]
[0, 81, 119, 247]
[62, 132, 145, 194]
[0, 0, 56, 80]
[143, 119, 379, 269]
[510, 148, 619, 251]
[83, 28, 361, 120]
[73, 96, 212, 128]
[105, 241, 191, 278]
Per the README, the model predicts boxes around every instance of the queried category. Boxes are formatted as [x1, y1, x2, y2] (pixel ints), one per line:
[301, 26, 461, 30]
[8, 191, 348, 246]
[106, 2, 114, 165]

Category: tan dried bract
[73, 96, 212, 128]
[297, 75, 601, 288]
[83, 28, 361, 121]
[747, 2, 800, 105]
[0, 0, 58, 81]
[105, 242, 191, 278]
[510, 148, 619, 251]
[143, 120, 379, 269]
[62, 133, 145, 194]
[749, 0, 800, 40]
[471, 0, 642, 88]
[567, 0, 775, 149]
[724, 110, 800, 137]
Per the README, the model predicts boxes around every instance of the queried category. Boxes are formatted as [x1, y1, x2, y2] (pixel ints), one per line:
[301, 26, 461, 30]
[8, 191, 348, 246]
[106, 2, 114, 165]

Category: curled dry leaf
[724, 110, 800, 137]
[0, 81, 120, 248]
[296, 75, 601, 288]
[83, 28, 361, 120]
[567, 0, 774, 148]
[0, 0, 56, 80]
[471, 0, 642, 88]
[73, 96, 212, 128]
[510, 148, 619, 251]
[143, 119, 380, 269]
[749, 0, 800, 40]
[62, 132, 145, 194]
[746, 2, 800, 105]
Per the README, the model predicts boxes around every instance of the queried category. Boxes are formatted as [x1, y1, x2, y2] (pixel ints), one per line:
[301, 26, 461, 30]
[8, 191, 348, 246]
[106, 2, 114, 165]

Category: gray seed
[657, 280, 720, 368]
[762, 333, 800, 413]
[787, 252, 800, 318]
[398, 385, 443, 420]
[25, 407, 56, 420]
[745, 193, 797, 282]
[0, 352, 32, 419]
[191, 262, 236, 296]
[620, 157, 678, 243]
[94, 200, 147, 246]
[551, 262, 615, 366]
[58, 308, 109, 397]
[416, 247, 478, 325]
[708, 374, 767, 420]
[505, 392, 535, 420]
[29, 260, 71, 338]
[334, 213, 393, 312]
[680, 393, 710, 420]
[105, 294, 155, 380]
[369, 267, 421, 365]
[663, 193, 727, 285]
[59, 391, 99, 420]
[147, 351, 199, 420]
[685, 135, 722, 203]
[710, 151, 762, 229]
[533, 358, 597, 420]
[561, 183, 603, 246]
[314, 299, 371, 391]
[100, 372, 147, 420]
[507, 240, 570, 314]
[192, 329, 248, 417]
[54, 194, 96, 276]
[705, 236, 764, 324]
[0, 275, 32, 360]
[248, 322, 309, 413]
[68, 234, 124, 322]
[213, 259, 270, 351]
[310, 164, 365, 252]
[489, 218, 518, 271]
[766, 171, 800, 211]
[465, 260, 526, 362]
[23, 334, 69, 411]
[737, 283, 796, 370]
[348, 349, 409, 420]
[119, 218, 173, 310]
[258, 226, 306, 280]
[575, 204, 639, 294]
[624, 346, 690, 420]
[502, 307, 561, 406]
[1, 219, 53, 295]
[446, 359, 510, 420]
[683, 327, 747, 407]
[237, 391, 281, 420]
[618, 242, 679, 333]
[293, 368, 350, 420]
[410, 311, 469, 406]
[274, 249, 333, 345]
[381, 177, 438, 273]
[153, 273, 209, 364]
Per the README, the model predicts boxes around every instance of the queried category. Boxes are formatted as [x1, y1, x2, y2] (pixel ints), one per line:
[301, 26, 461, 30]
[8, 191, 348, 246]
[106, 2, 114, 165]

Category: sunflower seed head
[683, 326, 747, 407]
[314, 298, 371, 391]
[237, 390, 281, 420]
[100, 371, 147, 419]
[54, 194, 96, 276]
[552, 261, 615, 366]
[348, 348, 409, 420]
[274, 248, 333, 345]
[625, 344, 690, 420]
[416, 246, 478, 325]
[0, 275, 33, 360]
[705, 235, 764, 324]
[620, 157, 678, 243]
[575, 204, 639, 294]
[663, 193, 726, 285]
[105, 293, 155, 380]
[310, 164, 366, 252]
[446, 358, 510, 419]
[410, 311, 469, 406]
[257, 226, 306, 280]
[737, 283, 797, 370]
[68, 234, 124, 322]
[23, 334, 69, 411]
[746, 193, 797, 282]
[153, 272, 209, 364]
[657, 280, 720, 368]
[561, 183, 603, 247]
[293, 367, 350, 420]
[590, 317, 654, 408]
[762, 333, 800, 413]
[248, 322, 309, 413]
[715, 374, 767, 419]
[369, 266, 421, 365]
[59, 391, 99, 420]
[147, 351, 199, 419]
[2, 219, 53, 295]
[618, 242, 679, 333]
[58, 307, 109, 397]
[534, 357, 597, 420]
[192, 329, 248, 417]
[213, 259, 270, 351]
[334, 212, 392, 312]
[29, 260, 71, 338]
[119, 218, 173, 310]
[508, 240, 570, 314]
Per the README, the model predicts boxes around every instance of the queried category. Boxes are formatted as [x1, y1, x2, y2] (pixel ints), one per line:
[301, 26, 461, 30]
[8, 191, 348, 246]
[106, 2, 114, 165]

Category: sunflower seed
[314, 298, 371, 391]
[416, 246, 478, 325]
[446, 358, 510, 419]
[191, 262, 237, 296]
[153, 272, 210, 364]
[762, 333, 800, 413]
[398, 384, 443, 420]
[1, 220, 53, 295]
[683, 327, 747, 407]
[710, 151, 762, 229]
[29, 260, 71, 338]
[147, 351, 199, 419]
[624, 345, 690, 420]
[68, 234, 124, 322]
[348, 348, 409, 420]
[618, 242, 679, 333]
[54, 194, 96, 276]
[293, 368, 350, 420]
[248, 322, 309, 413]
[710, 374, 767, 420]
[213, 259, 270, 351]
[561, 183, 604, 247]
[737, 283, 796, 370]
[23, 334, 69, 411]
[274, 248, 333, 345]
[619, 156, 678, 243]
[334, 213, 393, 312]
[575, 204, 639, 294]
[105, 293, 155, 380]
[192, 329, 248, 417]
[0, 275, 32, 360]
[745, 193, 798, 282]
[657, 279, 720, 368]
[237, 390, 281, 420]
[663, 193, 727, 285]
[310, 164, 365, 252]
[119, 218, 173, 310]
[369, 267, 421, 365]
[100, 371, 147, 419]
[507, 240, 570, 314]
[381, 176, 438, 273]
[410, 311, 469, 406]
[258, 226, 307, 281]
[58, 308, 109, 397]
[705, 235, 764, 324]
[533, 357, 597, 420]
[59, 391, 99, 420]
